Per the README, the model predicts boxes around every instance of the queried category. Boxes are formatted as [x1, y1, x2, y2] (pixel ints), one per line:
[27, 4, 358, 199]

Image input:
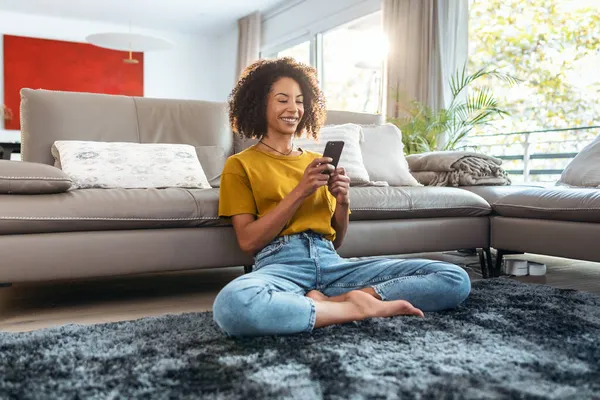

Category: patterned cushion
[51, 141, 211, 190]
[295, 123, 372, 185]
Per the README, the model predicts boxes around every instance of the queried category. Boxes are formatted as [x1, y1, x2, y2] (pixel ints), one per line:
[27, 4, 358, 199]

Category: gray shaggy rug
[1, 279, 599, 400]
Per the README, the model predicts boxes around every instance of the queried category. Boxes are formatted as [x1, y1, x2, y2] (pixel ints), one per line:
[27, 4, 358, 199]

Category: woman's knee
[440, 263, 471, 305]
[212, 277, 271, 336]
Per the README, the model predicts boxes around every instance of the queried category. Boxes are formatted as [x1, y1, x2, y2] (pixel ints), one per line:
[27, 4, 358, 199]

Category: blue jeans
[213, 231, 471, 337]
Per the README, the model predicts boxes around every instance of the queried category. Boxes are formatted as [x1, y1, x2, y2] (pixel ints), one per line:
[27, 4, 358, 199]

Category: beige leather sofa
[2, 90, 598, 286]
[0, 89, 493, 286]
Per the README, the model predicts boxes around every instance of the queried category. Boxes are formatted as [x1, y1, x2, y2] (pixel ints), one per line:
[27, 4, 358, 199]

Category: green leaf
[388, 60, 519, 153]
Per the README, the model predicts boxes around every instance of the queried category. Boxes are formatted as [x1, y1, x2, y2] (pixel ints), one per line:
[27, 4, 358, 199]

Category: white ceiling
[0, 0, 284, 35]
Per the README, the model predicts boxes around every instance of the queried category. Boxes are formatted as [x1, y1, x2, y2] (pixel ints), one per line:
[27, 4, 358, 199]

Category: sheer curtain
[383, 0, 434, 118]
[430, 0, 469, 112]
[383, 0, 468, 122]
[236, 11, 262, 78]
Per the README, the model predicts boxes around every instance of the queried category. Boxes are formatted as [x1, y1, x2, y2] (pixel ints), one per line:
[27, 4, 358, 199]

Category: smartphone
[321, 140, 345, 174]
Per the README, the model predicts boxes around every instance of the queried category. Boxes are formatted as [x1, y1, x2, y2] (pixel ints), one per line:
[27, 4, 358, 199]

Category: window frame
[261, 33, 313, 60]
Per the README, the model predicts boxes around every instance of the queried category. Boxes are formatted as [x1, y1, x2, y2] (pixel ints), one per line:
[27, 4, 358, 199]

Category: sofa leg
[484, 248, 493, 277]
[478, 248, 494, 279]
[493, 249, 508, 277]
[478, 249, 489, 278]
[243, 265, 253, 274]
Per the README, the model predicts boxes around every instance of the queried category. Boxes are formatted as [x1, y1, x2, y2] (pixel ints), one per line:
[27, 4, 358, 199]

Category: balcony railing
[464, 125, 600, 185]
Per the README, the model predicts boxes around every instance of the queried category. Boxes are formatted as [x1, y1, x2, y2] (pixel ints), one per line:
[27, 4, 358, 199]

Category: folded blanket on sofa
[406, 151, 511, 187]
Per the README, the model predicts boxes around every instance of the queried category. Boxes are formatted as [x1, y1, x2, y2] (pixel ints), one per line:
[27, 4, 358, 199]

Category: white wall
[213, 24, 239, 102]
[144, 37, 219, 101]
[261, 0, 380, 54]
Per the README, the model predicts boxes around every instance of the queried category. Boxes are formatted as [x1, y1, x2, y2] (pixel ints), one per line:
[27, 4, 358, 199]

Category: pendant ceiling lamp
[86, 23, 174, 64]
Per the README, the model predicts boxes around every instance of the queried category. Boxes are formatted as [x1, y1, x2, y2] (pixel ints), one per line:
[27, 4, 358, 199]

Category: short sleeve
[218, 158, 257, 217]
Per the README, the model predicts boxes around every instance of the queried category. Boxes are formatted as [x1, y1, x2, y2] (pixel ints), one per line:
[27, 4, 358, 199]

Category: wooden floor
[1, 252, 599, 333]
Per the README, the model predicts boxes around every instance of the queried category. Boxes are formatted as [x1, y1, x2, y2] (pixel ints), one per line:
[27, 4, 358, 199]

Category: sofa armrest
[0, 160, 72, 194]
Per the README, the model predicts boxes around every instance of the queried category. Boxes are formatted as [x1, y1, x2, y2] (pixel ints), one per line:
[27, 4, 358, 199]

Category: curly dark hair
[228, 57, 326, 140]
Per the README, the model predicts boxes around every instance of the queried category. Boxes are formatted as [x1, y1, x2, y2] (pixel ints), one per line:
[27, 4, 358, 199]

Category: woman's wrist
[291, 186, 308, 201]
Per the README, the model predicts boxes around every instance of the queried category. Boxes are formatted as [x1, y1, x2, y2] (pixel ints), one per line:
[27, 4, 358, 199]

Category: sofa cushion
[493, 188, 600, 223]
[185, 189, 222, 222]
[460, 185, 543, 205]
[0, 160, 72, 194]
[195, 146, 226, 188]
[348, 187, 491, 220]
[557, 134, 600, 188]
[0, 188, 222, 235]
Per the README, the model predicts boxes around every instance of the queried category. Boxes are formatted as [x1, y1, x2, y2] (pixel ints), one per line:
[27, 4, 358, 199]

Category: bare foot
[311, 289, 424, 328]
[345, 290, 424, 319]
[305, 290, 329, 301]
[307, 290, 424, 318]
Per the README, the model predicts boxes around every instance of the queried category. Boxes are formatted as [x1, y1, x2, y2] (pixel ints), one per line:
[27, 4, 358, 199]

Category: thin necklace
[259, 140, 295, 156]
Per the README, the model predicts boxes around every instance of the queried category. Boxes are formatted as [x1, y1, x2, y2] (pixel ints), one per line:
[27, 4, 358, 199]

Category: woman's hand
[295, 157, 333, 199]
[328, 167, 350, 205]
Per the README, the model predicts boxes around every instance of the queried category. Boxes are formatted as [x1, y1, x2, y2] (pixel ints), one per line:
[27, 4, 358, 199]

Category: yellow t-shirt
[218, 145, 338, 240]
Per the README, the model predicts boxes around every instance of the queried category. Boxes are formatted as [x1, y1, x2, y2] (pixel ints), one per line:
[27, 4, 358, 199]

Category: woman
[213, 58, 470, 337]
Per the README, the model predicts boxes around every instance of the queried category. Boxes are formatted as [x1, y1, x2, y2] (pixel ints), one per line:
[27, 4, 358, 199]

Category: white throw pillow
[296, 123, 371, 185]
[359, 123, 422, 187]
[52, 141, 211, 189]
[557, 134, 600, 188]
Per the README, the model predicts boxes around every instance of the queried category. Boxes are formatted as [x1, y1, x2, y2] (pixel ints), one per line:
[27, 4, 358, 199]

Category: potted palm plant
[388, 64, 520, 155]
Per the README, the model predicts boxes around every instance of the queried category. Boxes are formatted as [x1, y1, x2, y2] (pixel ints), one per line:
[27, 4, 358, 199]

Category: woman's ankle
[312, 295, 369, 328]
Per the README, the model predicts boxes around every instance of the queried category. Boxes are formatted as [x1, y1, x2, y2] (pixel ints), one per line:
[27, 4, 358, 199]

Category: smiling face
[265, 77, 305, 137]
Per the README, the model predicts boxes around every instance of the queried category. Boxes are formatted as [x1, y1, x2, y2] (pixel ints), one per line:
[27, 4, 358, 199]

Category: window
[468, 0, 600, 184]
[274, 40, 311, 66]
[262, 12, 385, 114]
[321, 12, 385, 114]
